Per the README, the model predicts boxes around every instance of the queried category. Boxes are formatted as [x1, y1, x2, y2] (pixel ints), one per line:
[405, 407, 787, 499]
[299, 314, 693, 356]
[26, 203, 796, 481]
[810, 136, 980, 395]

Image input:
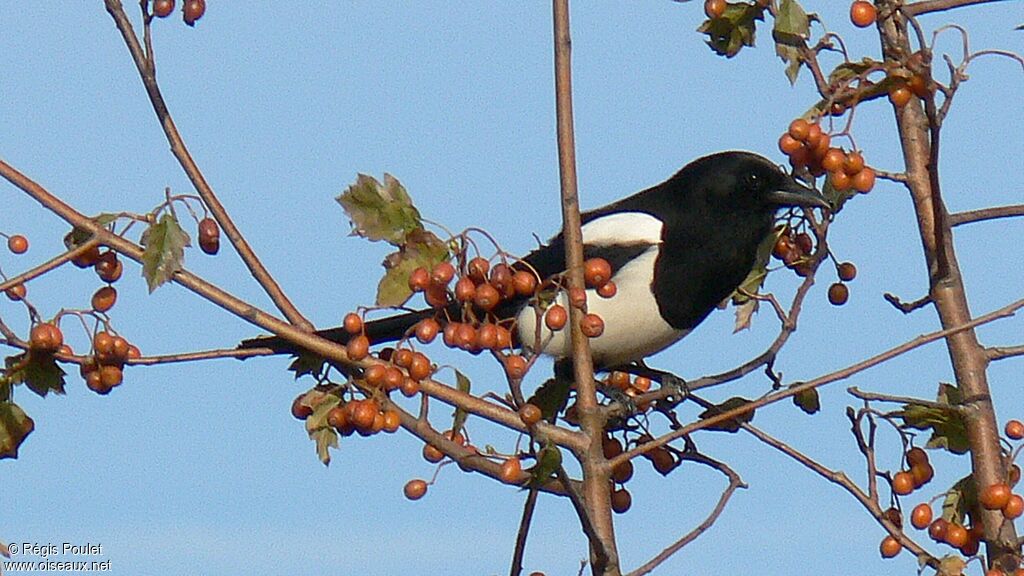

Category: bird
[239, 151, 827, 375]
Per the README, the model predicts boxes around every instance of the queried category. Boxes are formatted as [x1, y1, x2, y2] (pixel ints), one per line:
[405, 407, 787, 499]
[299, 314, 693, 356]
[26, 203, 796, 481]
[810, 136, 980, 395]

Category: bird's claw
[659, 373, 689, 403]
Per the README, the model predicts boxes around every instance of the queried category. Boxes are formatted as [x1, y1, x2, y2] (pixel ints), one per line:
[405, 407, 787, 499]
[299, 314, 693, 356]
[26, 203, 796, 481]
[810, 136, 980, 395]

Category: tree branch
[552, 1, 619, 574]
[103, 0, 313, 331]
[949, 204, 1024, 227]
[903, 0, 1012, 17]
[510, 488, 540, 576]
[985, 344, 1024, 362]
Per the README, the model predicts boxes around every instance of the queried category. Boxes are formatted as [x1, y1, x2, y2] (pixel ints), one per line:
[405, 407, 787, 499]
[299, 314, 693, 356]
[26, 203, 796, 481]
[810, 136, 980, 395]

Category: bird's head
[687, 151, 829, 215]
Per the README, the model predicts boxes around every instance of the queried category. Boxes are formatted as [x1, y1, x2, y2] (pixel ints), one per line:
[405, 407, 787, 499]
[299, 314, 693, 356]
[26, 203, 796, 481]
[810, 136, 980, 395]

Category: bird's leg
[560, 360, 638, 416]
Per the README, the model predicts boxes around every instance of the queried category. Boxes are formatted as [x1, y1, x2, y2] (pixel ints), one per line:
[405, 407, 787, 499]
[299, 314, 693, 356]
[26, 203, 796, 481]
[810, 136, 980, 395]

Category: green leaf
[827, 59, 878, 87]
[772, 0, 810, 84]
[528, 377, 572, 422]
[305, 393, 342, 466]
[140, 213, 190, 292]
[0, 401, 34, 459]
[376, 228, 449, 307]
[793, 388, 820, 415]
[288, 353, 328, 380]
[5, 352, 66, 397]
[698, 396, 754, 432]
[337, 174, 424, 245]
[941, 476, 973, 525]
[527, 443, 563, 488]
[63, 213, 119, 249]
[697, 2, 765, 58]
[450, 369, 471, 439]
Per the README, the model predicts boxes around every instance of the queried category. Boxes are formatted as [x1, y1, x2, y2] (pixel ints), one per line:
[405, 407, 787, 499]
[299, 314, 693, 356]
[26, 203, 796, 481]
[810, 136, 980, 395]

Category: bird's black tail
[238, 308, 440, 354]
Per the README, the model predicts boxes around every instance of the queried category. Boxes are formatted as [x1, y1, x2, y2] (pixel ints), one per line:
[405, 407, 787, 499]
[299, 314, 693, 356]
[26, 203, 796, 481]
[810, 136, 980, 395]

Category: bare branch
[103, 0, 313, 331]
[883, 292, 933, 314]
[742, 422, 938, 567]
[0, 240, 100, 294]
[848, 386, 957, 410]
[626, 458, 745, 576]
[986, 344, 1024, 362]
[904, 0, 1013, 17]
[510, 488, 540, 576]
[950, 204, 1024, 227]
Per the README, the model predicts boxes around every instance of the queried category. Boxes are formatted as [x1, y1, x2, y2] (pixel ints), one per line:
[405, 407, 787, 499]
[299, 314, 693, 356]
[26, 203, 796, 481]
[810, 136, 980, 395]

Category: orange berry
[828, 282, 850, 306]
[907, 74, 930, 98]
[612, 460, 634, 484]
[852, 167, 876, 192]
[454, 277, 477, 302]
[608, 371, 631, 391]
[400, 377, 421, 397]
[474, 282, 501, 311]
[879, 535, 901, 558]
[327, 406, 349, 430]
[364, 364, 387, 387]
[504, 354, 528, 380]
[980, 483, 1012, 510]
[788, 119, 811, 141]
[837, 261, 858, 282]
[568, 287, 587, 309]
[843, 150, 866, 176]
[519, 403, 542, 426]
[892, 471, 915, 495]
[342, 312, 363, 335]
[30, 322, 64, 353]
[632, 376, 652, 393]
[408, 352, 432, 381]
[821, 148, 846, 173]
[198, 217, 220, 255]
[778, 133, 803, 156]
[512, 270, 539, 297]
[596, 280, 617, 298]
[5, 283, 27, 301]
[888, 85, 912, 107]
[99, 365, 123, 388]
[346, 335, 370, 361]
[382, 409, 401, 433]
[580, 313, 604, 338]
[1003, 494, 1024, 519]
[911, 462, 934, 488]
[467, 257, 490, 283]
[704, 0, 726, 18]
[584, 258, 613, 288]
[1005, 419, 1024, 440]
[408, 267, 430, 292]
[404, 479, 428, 500]
[910, 503, 933, 530]
[7, 234, 28, 254]
[545, 304, 568, 331]
[384, 366, 405, 390]
[414, 318, 440, 344]
[182, 0, 205, 26]
[430, 261, 456, 287]
[499, 456, 524, 484]
[91, 286, 118, 313]
[602, 436, 623, 458]
[152, 0, 175, 18]
[476, 323, 499, 350]
[830, 169, 852, 192]
[945, 523, 968, 548]
[928, 518, 949, 542]
[850, 0, 877, 28]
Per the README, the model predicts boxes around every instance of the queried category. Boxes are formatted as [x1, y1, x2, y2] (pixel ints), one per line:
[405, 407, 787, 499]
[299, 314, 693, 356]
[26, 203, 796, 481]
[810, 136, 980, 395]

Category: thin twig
[626, 458, 745, 576]
[848, 386, 955, 410]
[742, 422, 938, 567]
[510, 488, 540, 576]
[883, 292, 933, 314]
[0, 240, 100, 293]
[986, 344, 1024, 362]
[949, 205, 1024, 227]
[102, 0, 313, 331]
[904, 0, 1012, 17]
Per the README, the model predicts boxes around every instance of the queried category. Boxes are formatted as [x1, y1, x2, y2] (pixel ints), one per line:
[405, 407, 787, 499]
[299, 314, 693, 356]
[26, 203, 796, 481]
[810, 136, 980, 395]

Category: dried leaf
[733, 299, 759, 333]
[698, 396, 755, 432]
[337, 174, 423, 244]
[793, 388, 820, 415]
[288, 353, 328, 380]
[772, 0, 810, 83]
[451, 369, 471, 437]
[0, 401, 35, 459]
[305, 394, 342, 466]
[140, 213, 190, 292]
[896, 384, 969, 455]
[822, 173, 859, 214]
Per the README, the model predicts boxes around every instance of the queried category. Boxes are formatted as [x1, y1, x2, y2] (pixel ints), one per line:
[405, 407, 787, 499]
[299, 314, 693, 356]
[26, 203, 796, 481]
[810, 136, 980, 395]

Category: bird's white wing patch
[581, 212, 663, 246]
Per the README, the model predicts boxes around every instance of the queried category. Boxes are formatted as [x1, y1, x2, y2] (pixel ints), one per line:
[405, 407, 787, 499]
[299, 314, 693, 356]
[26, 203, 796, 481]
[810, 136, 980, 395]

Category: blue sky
[1, 2, 1022, 575]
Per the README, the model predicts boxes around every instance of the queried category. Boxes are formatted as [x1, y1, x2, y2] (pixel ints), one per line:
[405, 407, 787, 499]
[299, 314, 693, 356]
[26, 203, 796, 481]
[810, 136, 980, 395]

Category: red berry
[581, 313, 604, 338]
[980, 483, 1012, 510]
[346, 335, 370, 361]
[945, 524, 968, 548]
[852, 167, 876, 193]
[828, 282, 849, 306]
[430, 261, 456, 287]
[512, 270, 539, 297]
[1004, 494, 1024, 519]
[910, 503, 933, 530]
[415, 318, 440, 344]
[5, 283, 26, 301]
[837, 261, 858, 282]
[928, 518, 948, 541]
[91, 286, 118, 313]
[408, 267, 430, 292]
[519, 403, 542, 426]
[704, 0, 726, 19]
[610, 487, 632, 513]
[504, 354, 528, 380]
[152, 0, 175, 18]
[596, 280, 617, 298]
[467, 257, 490, 283]
[583, 258, 612, 288]
[183, 0, 205, 26]
[474, 282, 501, 311]
[454, 277, 477, 302]
[198, 217, 220, 255]
[545, 304, 568, 331]
[888, 85, 912, 107]
[1005, 419, 1024, 440]
[892, 471, 915, 495]
[499, 456, 524, 484]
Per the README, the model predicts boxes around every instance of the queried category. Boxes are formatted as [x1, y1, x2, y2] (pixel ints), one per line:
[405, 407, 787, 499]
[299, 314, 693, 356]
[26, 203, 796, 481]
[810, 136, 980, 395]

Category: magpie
[240, 151, 827, 372]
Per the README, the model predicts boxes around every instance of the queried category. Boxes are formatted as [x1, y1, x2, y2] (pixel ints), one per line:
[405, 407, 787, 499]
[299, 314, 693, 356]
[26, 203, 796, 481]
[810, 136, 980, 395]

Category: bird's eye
[744, 172, 760, 191]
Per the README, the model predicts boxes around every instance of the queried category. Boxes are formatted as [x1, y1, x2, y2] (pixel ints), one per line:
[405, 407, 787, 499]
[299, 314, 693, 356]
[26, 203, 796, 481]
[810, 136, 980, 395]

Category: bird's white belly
[516, 247, 688, 367]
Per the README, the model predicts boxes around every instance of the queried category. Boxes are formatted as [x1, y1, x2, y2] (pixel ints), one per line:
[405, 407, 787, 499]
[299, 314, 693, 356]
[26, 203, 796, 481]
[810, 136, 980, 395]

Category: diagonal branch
[903, 0, 1013, 17]
[103, 0, 313, 331]
[949, 204, 1024, 227]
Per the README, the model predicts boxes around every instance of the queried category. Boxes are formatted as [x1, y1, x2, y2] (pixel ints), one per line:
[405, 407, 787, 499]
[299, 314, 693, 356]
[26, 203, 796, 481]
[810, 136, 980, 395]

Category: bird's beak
[767, 176, 830, 210]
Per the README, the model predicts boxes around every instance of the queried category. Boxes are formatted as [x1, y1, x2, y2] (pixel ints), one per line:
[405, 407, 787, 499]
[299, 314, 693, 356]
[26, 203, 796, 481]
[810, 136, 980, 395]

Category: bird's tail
[238, 308, 440, 354]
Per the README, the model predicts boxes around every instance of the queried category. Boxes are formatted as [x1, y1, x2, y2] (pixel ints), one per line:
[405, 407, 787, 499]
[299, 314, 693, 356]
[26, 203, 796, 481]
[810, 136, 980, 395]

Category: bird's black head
[680, 151, 828, 215]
